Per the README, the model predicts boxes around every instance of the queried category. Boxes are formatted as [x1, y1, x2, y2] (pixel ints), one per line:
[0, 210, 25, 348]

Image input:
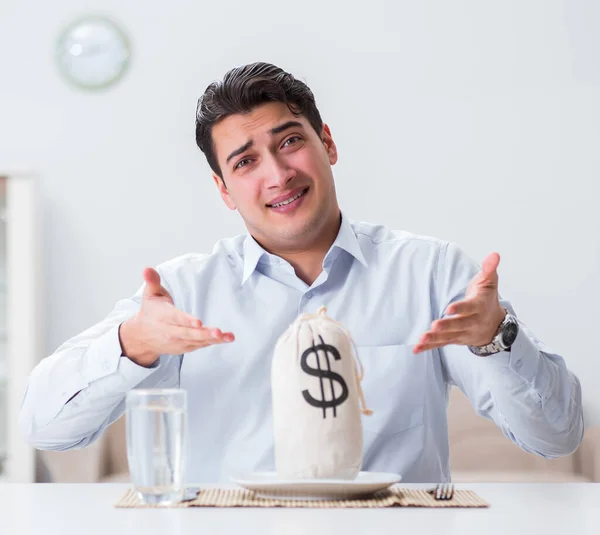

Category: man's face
[211, 101, 339, 250]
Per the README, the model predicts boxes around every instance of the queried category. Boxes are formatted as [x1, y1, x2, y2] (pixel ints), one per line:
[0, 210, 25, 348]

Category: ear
[212, 173, 236, 210]
[321, 124, 338, 165]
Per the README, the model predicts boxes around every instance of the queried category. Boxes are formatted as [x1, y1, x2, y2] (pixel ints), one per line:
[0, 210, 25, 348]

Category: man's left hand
[413, 252, 507, 354]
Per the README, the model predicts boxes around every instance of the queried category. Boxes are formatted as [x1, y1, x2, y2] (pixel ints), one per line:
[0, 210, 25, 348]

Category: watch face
[501, 320, 519, 347]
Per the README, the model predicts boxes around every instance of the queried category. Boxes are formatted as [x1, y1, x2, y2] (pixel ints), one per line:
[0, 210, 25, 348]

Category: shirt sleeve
[436, 241, 584, 458]
[19, 278, 182, 451]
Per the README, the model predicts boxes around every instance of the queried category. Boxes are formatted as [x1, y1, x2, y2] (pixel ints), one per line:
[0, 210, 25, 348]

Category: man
[20, 62, 583, 483]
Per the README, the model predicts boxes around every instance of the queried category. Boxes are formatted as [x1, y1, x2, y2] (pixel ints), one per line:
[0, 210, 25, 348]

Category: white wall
[1, 0, 599, 422]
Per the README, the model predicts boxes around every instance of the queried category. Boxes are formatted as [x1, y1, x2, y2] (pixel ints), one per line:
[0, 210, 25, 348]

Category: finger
[431, 315, 478, 334]
[413, 341, 454, 353]
[167, 309, 235, 341]
[183, 332, 235, 351]
[178, 325, 235, 343]
[167, 325, 234, 344]
[221, 332, 235, 342]
[143, 267, 170, 298]
[200, 331, 234, 344]
[444, 299, 478, 316]
[418, 331, 460, 347]
[189, 318, 203, 328]
[414, 331, 463, 352]
[182, 341, 215, 352]
[204, 329, 235, 343]
[170, 309, 204, 329]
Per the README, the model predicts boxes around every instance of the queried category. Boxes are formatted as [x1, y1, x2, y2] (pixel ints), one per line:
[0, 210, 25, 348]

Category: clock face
[56, 16, 131, 90]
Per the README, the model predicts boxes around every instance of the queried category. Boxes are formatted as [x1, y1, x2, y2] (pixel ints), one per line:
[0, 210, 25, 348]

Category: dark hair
[195, 62, 324, 179]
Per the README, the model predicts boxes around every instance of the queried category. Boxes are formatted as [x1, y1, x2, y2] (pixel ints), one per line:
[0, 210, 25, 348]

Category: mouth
[266, 187, 309, 208]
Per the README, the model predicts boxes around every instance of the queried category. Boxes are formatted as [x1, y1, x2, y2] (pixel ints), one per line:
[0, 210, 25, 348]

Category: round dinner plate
[230, 471, 402, 501]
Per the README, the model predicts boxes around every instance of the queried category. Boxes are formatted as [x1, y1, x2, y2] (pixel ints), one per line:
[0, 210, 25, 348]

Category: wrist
[119, 319, 159, 368]
[469, 308, 518, 357]
[490, 306, 508, 341]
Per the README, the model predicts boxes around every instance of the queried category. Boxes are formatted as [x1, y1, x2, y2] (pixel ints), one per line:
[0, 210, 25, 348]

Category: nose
[264, 153, 296, 189]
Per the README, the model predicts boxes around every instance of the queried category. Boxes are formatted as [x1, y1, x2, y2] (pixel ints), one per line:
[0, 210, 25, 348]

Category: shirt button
[306, 292, 313, 299]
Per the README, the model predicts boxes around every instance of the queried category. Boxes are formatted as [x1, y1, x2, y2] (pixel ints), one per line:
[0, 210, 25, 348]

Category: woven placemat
[115, 486, 489, 508]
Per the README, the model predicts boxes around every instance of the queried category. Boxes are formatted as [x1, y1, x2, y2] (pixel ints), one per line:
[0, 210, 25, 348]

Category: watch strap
[468, 309, 512, 357]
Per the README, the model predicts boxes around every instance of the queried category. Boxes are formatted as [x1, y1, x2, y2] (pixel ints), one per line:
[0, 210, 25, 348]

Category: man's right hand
[119, 267, 235, 367]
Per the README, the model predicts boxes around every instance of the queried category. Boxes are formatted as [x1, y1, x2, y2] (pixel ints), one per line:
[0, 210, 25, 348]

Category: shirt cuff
[82, 324, 159, 386]
[480, 323, 543, 386]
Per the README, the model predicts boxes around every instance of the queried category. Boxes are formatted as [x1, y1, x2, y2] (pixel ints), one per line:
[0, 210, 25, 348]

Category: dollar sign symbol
[300, 335, 349, 418]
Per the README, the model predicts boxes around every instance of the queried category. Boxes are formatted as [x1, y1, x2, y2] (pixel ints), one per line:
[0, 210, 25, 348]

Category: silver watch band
[468, 310, 512, 357]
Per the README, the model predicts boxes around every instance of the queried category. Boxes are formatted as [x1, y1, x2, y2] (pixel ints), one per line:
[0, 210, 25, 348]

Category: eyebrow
[226, 140, 253, 165]
[225, 121, 305, 165]
[270, 120, 303, 135]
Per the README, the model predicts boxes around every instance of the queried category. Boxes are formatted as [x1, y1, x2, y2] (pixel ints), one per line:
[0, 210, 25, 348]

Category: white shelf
[0, 335, 6, 383]
[0, 172, 40, 483]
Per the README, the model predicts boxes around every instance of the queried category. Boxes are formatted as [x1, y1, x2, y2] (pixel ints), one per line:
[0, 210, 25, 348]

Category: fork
[429, 483, 454, 500]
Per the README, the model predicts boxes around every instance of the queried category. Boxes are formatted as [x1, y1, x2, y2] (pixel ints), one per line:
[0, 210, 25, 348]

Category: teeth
[271, 189, 306, 207]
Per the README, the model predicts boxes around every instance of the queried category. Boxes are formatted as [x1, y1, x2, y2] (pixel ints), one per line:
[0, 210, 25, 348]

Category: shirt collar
[241, 234, 268, 285]
[327, 213, 368, 269]
[240, 213, 368, 285]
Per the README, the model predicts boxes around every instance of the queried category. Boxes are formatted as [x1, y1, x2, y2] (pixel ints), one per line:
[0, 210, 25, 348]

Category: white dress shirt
[19, 215, 584, 482]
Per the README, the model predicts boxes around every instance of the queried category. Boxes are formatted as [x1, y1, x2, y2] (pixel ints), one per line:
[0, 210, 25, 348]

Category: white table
[1, 483, 599, 534]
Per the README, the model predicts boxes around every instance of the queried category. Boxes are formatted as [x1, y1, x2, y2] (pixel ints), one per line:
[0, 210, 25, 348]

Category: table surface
[1, 483, 599, 535]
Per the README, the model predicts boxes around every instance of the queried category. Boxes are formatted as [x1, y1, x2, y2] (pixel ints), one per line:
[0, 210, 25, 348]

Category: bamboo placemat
[115, 486, 489, 508]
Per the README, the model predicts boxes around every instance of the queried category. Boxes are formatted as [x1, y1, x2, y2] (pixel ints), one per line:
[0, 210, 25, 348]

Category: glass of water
[126, 388, 187, 505]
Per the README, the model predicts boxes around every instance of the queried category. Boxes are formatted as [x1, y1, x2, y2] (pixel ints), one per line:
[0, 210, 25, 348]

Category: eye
[234, 158, 252, 170]
[282, 135, 302, 148]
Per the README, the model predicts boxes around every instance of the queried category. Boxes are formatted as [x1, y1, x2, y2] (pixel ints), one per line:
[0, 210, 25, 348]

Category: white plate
[231, 471, 401, 501]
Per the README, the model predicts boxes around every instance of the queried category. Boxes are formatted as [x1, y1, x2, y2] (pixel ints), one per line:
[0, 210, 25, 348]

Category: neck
[260, 210, 342, 286]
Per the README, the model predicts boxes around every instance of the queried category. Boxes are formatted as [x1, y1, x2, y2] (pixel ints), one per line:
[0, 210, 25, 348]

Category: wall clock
[56, 16, 131, 90]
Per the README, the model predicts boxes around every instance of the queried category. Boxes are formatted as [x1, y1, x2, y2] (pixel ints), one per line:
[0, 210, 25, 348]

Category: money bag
[271, 306, 372, 480]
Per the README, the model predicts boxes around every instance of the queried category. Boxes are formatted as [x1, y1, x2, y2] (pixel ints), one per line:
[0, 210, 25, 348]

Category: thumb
[142, 267, 170, 298]
[480, 252, 500, 285]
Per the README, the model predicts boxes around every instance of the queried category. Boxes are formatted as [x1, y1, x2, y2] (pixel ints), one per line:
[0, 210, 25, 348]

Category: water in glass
[126, 389, 186, 504]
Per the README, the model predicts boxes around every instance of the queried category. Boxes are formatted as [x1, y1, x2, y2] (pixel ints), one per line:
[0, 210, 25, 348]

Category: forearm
[445, 314, 584, 457]
[482, 322, 583, 457]
[19, 296, 179, 450]
[436, 242, 584, 456]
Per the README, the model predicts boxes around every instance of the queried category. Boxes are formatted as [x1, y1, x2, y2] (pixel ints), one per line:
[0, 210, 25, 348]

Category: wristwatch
[468, 309, 519, 357]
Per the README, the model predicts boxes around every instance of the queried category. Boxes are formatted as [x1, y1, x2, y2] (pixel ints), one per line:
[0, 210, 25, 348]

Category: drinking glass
[126, 388, 187, 504]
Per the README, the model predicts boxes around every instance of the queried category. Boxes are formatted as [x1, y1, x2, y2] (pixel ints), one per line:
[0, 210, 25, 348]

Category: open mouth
[266, 187, 309, 208]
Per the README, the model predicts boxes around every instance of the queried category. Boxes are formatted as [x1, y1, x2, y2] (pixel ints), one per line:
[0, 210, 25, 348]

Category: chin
[282, 215, 324, 242]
